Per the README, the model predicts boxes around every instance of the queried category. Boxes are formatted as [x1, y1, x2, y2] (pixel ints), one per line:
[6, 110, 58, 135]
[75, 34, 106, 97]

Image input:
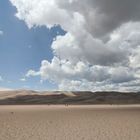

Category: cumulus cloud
[10, 0, 140, 38]
[10, 0, 140, 91]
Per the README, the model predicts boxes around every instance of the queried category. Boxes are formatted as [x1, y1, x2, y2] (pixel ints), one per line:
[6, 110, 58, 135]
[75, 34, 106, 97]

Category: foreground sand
[0, 105, 140, 140]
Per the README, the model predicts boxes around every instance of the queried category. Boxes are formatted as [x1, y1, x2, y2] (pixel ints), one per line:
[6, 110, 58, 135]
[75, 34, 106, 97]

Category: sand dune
[0, 90, 140, 105]
[0, 90, 75, 100]
[0, 105, 140, 140]
[0, 90, 38, 99]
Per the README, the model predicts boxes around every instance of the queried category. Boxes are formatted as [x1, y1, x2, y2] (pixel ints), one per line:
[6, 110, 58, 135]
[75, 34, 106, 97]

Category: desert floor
[0, 105, 140, 140]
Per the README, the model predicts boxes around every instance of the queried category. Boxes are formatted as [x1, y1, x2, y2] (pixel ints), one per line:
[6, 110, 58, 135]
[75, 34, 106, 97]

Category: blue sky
[0, 0, 65, 90]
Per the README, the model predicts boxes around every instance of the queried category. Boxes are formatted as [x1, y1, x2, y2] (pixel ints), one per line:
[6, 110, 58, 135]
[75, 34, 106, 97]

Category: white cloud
[0, 30, 3, 35]
[20, 78, 26, 82]
[10, 0, 140, 38]
[11, 0, 140, 91]
[0, 76, 3, 82]
[26, 70, 40, 77]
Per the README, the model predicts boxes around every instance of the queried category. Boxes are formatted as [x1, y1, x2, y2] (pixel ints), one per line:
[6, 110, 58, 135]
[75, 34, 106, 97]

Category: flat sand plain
[0, 105, 140, 140]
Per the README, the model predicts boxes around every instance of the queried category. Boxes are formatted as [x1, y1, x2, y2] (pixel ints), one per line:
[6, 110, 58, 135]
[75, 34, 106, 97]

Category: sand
[0, 105, 140, 140]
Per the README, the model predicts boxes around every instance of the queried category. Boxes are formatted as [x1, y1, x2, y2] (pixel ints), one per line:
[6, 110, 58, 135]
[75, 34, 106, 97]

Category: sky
[0, 0, 65, 90]
[0, 0, 140, 91]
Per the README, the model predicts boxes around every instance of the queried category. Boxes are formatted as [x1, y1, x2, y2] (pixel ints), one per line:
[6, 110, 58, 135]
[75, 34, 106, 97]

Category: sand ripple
[0, 105, 140, 140]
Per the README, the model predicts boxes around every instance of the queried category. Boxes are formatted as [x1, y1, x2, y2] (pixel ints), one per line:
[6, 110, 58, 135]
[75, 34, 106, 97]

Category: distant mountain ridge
[0, 90, 140, 105]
